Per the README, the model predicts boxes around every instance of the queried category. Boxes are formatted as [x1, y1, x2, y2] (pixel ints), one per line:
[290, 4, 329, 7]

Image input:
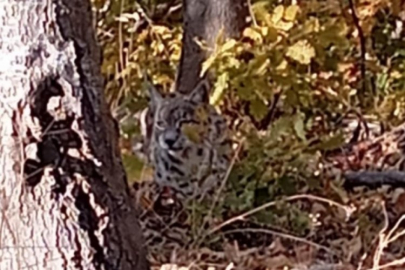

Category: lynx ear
[187, 79, 210, 103]
[148, 83, 163, 109]
[143, 71, 163, 109]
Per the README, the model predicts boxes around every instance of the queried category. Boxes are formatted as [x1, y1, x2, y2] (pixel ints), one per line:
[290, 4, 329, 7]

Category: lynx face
[144, 80, 231, 199]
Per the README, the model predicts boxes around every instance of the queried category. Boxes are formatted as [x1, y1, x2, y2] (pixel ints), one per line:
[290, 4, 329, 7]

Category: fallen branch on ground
[344, 170, 405, 189]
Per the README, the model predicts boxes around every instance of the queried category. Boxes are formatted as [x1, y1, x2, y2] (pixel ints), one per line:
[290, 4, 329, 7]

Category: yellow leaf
[228, 58, 240, 69]
[276, 59, 288, 70]
[182, 122, 206, 143]
[254, 58, 269, 76]
[286, 40, 315, 65]
[182, 124, 201, 143]
[152, 25, 170, 35]
[137, 30, 149, 42]
[210, 73, 229, 105]
[195, 105, 209, 123]
[170, 51, 181, 61]
[274, 21, 294, 31]
[161, 32, 173, 40]
[120, 12, 140, 21]
[115, 16, 129, 23]
[272, 5, 284, 23]
[154, 74, 172, 86]
[264, 13, 273, 27]
[284, 5, 300, 21]
[214, 28, 226, 48]
[243, 27, 263, 43]
[252, 1, 271, 21]
[303, 17, 320, 34]
[261, 26, 278, 42]
[248, 53, 268, 73]
[201, 54, 216, 77]
[391, 70, 401, 79]
[157, 42, 165, 53]
[219, 39, 237, 54]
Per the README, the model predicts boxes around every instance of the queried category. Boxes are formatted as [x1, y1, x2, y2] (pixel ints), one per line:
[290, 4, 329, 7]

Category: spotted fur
[131, 80, 232, 254]
[132, 180, 189, 249]
[141, 79, 232, 201]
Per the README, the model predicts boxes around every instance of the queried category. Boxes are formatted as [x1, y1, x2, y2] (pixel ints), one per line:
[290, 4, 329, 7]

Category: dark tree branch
[344, 171, 405, 189]
[257, 91, 281, 130]
[243, 90, 282, 130]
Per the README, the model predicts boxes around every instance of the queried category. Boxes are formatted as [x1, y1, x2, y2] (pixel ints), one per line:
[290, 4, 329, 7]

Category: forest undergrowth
[92, 0, 405, 269]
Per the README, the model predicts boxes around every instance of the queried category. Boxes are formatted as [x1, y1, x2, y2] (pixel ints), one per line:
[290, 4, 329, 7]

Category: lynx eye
[155, 120, 166, 130]
[177, 119, 198, 129]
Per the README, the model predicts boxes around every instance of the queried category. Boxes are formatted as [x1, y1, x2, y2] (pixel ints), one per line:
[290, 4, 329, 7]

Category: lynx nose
[160, 128, 180, 149]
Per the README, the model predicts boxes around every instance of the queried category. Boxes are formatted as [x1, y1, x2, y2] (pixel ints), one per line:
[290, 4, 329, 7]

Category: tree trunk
[0, 1, 148, 269]
[175, 0, 248, 94]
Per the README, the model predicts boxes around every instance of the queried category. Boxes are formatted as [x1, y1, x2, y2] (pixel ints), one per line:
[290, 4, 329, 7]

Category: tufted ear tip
[148, 84, 163, 105]
[187, 79, 210, 103]
[143, 71, 163, 108]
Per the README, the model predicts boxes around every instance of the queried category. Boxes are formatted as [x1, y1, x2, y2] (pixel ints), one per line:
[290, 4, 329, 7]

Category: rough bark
[0, 0, 148, 269]
[175, 0, 248, 94]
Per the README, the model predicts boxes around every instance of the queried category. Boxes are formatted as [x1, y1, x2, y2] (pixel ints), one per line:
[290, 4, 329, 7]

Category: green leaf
[250, 98, 268, 121]
[276, 176, 296, 195]
[269, 116, 292, 141]
[236, 85, 252, 100]
[286, 40, 315, 65]
[314, 134, 345, 151]
[122, 154, 147, 184]
[263, 26, 279, 43]
[293, 113, 306, 141]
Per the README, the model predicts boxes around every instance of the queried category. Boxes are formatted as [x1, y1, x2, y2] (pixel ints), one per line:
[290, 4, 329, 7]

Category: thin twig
[385, 215, 405, 245]
[347, 0, 367, 94]
[244, 88, 282, 130]
[247, 0, 257, 27]
[118, 0, 125, 74]
[372, 201, 388, 269]
[208, 194, 354, 235]
[209, 139, 244, 216]
[369, 257, 405, 270]
[193, 139, 244, 246]
[223, 227, 335, 255]
[259, 90, 281, 130]
[369, 208, 405, 270]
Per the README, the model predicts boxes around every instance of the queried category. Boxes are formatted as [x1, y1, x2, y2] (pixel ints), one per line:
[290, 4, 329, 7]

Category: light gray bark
[0, 0, 148, 269]
[175, 0, 248, 95]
